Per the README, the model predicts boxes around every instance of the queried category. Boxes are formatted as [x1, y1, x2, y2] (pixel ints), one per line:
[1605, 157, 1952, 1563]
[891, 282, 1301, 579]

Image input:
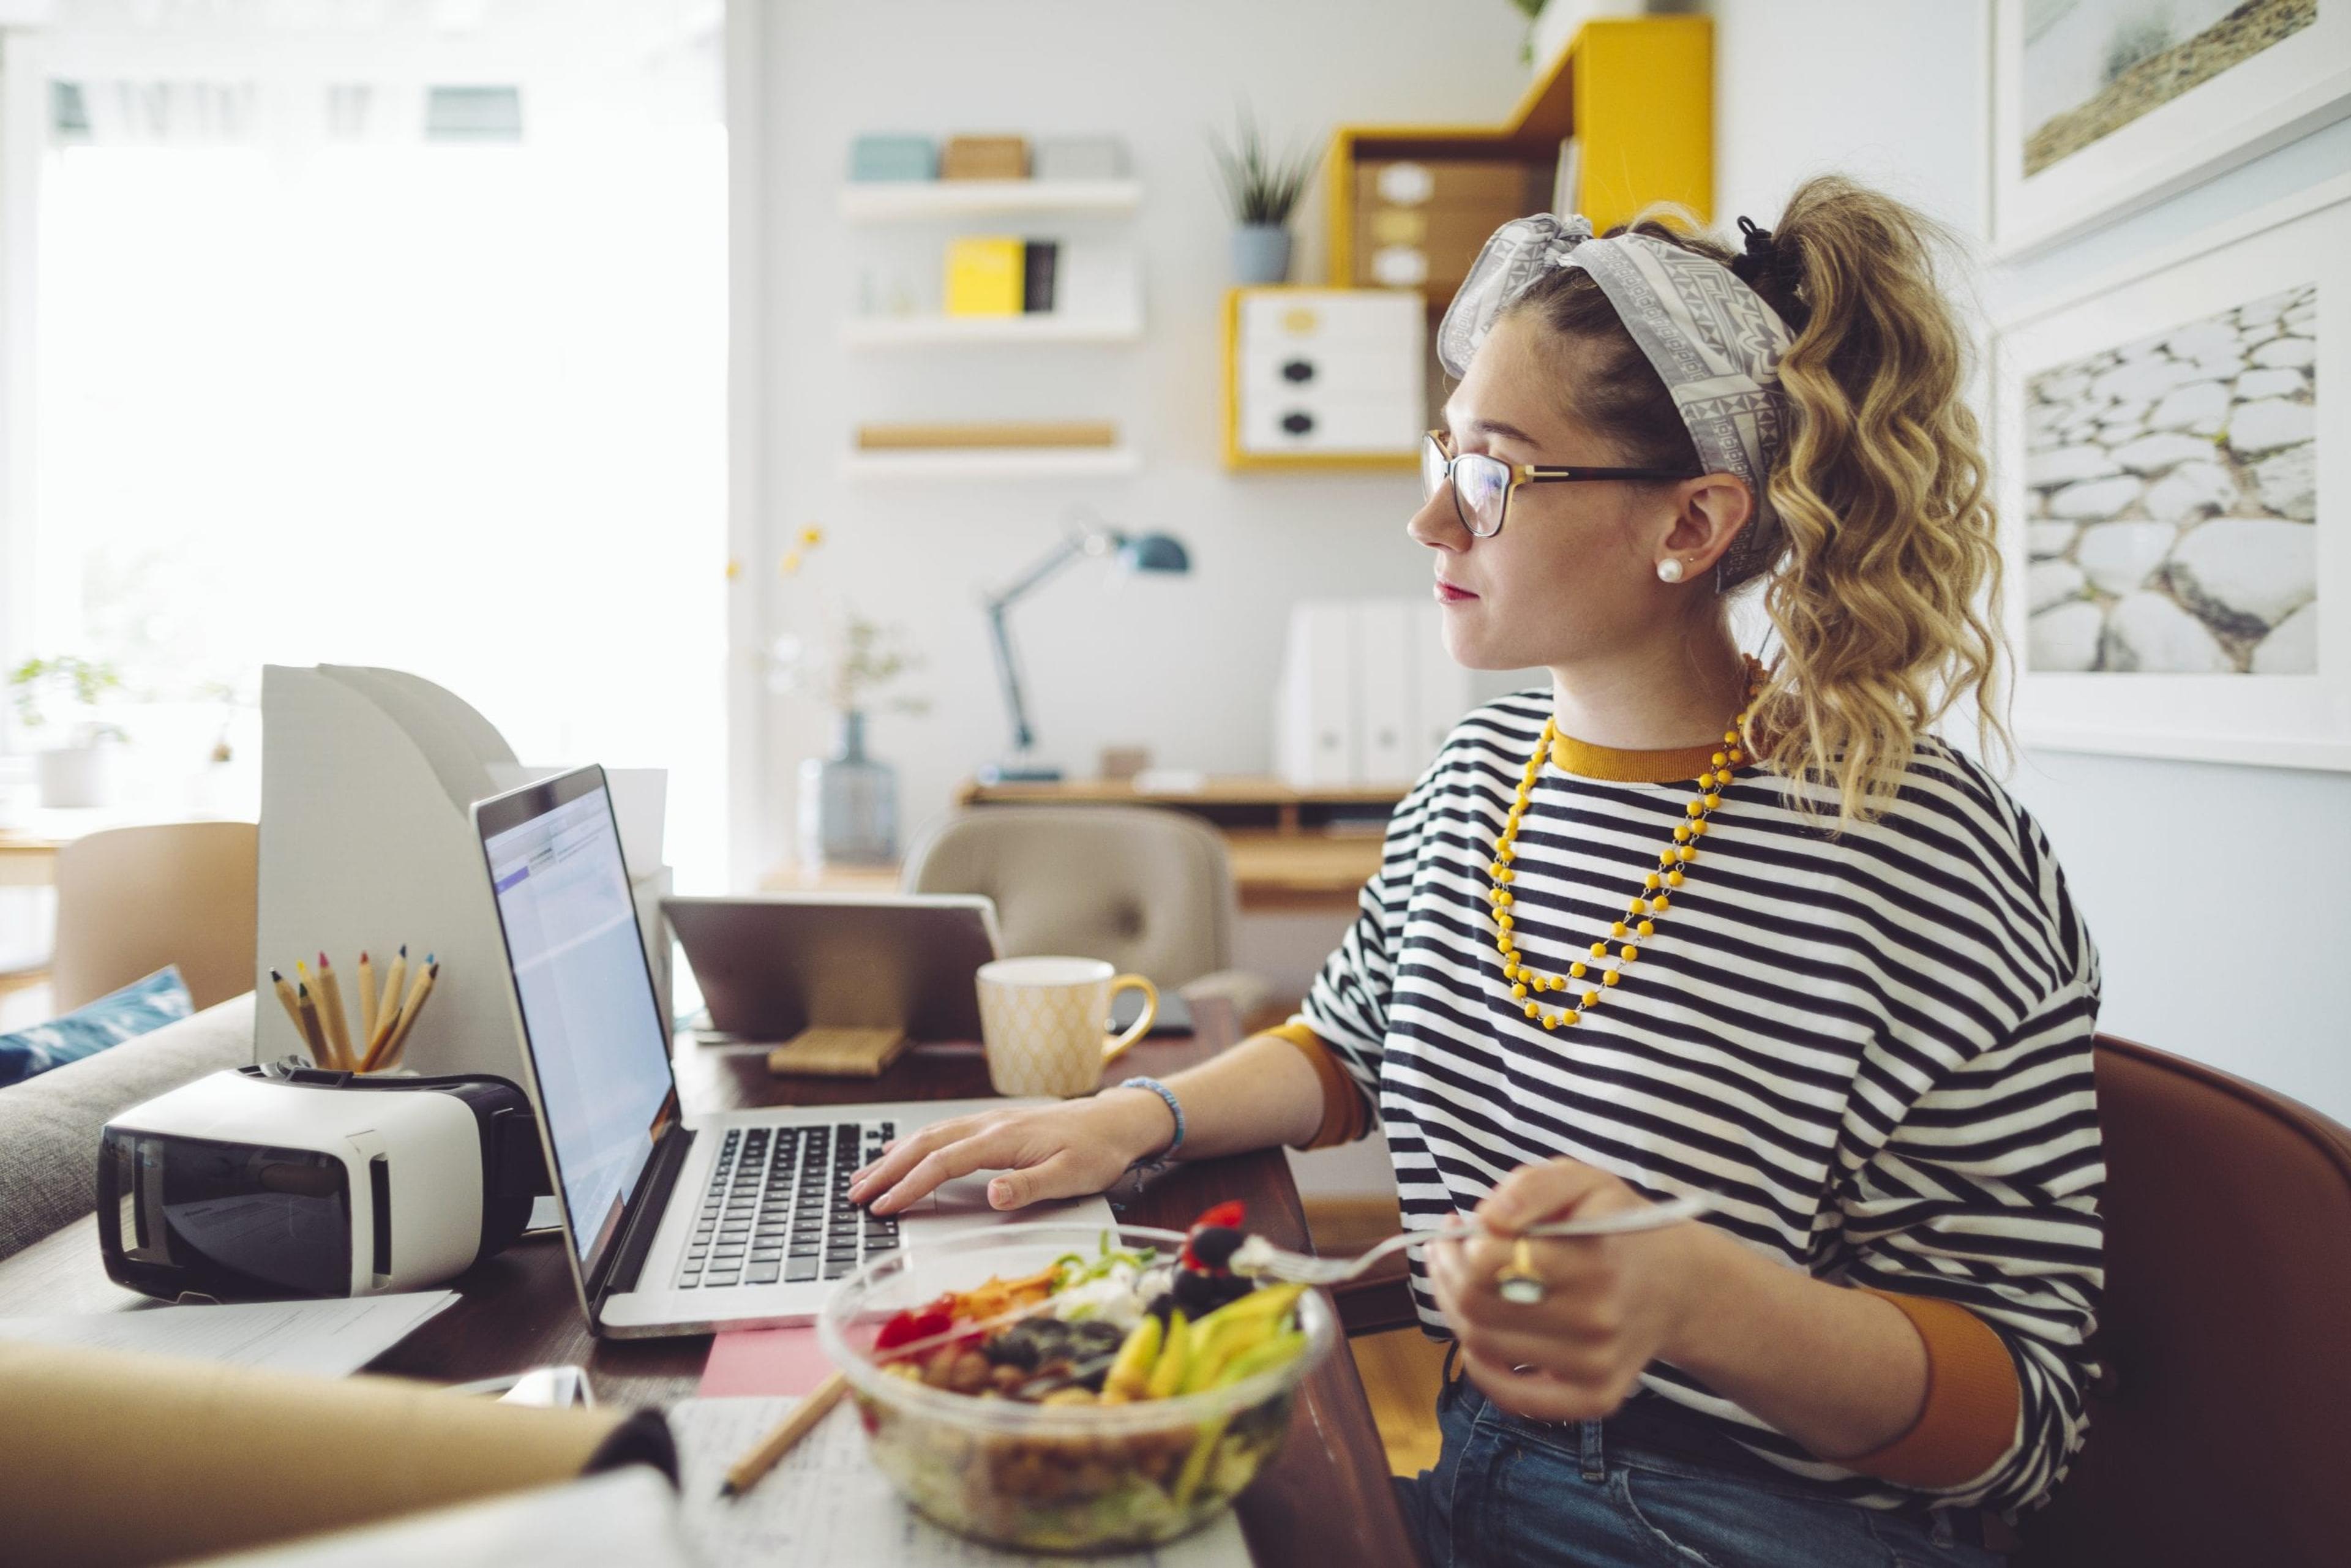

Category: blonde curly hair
[1502, 174, 2009, 829]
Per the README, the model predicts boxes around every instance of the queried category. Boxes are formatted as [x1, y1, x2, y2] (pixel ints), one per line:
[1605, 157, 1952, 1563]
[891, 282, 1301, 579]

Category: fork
[1229, 1192, 1716, 1288]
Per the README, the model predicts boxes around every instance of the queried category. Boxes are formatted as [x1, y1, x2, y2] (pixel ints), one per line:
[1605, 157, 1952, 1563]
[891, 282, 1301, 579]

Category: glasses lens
[1420, 433, 1449, 507]
[1453, 454, 1510, 536]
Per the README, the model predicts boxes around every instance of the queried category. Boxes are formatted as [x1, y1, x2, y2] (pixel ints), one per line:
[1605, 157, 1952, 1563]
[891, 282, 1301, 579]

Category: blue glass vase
[798, 709, 897, 867]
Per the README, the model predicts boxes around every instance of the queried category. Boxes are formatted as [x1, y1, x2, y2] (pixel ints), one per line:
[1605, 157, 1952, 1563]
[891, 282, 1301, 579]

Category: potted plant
[765, 528, 929, 867]
[9, 655, 127, 808]
[1208, 103, 1318, 286]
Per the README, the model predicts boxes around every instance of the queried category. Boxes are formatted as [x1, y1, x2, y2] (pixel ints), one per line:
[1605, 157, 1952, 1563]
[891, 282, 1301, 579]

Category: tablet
[662, 893, 1002, 1043]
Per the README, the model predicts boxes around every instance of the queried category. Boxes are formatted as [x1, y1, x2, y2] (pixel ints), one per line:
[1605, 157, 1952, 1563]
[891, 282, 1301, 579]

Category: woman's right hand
[846, 1087, 1177, 1216]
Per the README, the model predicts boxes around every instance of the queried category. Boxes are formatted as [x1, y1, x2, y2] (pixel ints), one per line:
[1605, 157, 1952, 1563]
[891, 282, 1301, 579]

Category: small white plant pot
[36, 744, 114, 809]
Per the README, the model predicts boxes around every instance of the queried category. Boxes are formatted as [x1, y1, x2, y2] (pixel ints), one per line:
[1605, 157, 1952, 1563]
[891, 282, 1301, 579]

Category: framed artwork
[1991, 0, 2351, 256]
[1995, 171, 2346, 769]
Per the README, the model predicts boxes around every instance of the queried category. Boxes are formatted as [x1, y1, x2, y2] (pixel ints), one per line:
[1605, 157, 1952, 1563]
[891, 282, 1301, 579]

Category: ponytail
[1749, 175, 2009, 827]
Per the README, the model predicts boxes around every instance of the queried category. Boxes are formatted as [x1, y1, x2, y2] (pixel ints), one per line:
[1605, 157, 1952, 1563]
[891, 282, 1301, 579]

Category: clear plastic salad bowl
[816, 1221, 1336, 1553]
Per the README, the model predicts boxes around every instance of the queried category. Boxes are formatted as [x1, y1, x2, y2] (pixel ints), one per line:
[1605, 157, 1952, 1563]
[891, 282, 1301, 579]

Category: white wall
[745, 0, 1531, 893]
[1708, 0, 2351, 1119]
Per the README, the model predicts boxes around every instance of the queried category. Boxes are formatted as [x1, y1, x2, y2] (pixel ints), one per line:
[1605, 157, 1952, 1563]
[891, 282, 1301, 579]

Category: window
[30, 10, 728, 890]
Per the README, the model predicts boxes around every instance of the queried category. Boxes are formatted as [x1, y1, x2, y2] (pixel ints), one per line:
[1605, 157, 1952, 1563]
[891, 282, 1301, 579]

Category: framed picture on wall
[1990, 0, 2351, 257]
[1994, 171, 2346, 769]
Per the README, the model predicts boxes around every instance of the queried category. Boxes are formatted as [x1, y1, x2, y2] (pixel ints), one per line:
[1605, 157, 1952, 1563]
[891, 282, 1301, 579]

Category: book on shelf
[1021, 240, 1059, 313]
[944, 236, 1024, 317]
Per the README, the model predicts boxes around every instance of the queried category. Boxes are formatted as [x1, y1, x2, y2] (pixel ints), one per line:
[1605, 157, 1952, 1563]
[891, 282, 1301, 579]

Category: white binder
[257, 666, 671, 1079]
[1354, 599, 1417, 787]
[1413, 602, 1473, 763]
[1273, 602, 1357, 789]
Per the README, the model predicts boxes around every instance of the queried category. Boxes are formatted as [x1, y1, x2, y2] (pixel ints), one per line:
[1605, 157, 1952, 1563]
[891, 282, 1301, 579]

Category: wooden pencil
[370, 945, 409, 1057]
[269, 970, 308, 1050]
[294, 983, 329, 1067]
[369, 956, 438, 1071]
[357, 950, 378, 1050]
[721, 1371, 849, 1498]
[313, 951, 354, 1070]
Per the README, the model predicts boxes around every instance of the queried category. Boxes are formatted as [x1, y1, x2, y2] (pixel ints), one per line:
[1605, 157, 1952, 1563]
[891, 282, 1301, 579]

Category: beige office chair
[901, 805, 1267, 1014]
[50, 822, 258, 1013]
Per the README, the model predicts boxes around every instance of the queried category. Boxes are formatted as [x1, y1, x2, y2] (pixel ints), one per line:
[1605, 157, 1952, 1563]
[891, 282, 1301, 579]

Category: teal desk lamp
[980, 517, 1191, 784]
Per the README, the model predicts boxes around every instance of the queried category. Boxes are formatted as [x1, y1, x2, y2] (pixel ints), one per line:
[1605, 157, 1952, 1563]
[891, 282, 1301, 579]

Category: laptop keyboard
[674, 1120, 898, 1290]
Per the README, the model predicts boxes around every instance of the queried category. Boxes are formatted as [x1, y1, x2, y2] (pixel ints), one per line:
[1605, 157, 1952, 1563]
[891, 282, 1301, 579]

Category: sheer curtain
[34, 15, 729, 890]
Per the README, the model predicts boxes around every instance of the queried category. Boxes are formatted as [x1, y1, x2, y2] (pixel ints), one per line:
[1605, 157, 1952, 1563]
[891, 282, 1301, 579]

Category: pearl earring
[1656, 558, 1685, 583]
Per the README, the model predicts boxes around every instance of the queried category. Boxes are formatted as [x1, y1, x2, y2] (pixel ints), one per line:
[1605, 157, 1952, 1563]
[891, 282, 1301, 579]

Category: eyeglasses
[1422, 430, 1698, 539]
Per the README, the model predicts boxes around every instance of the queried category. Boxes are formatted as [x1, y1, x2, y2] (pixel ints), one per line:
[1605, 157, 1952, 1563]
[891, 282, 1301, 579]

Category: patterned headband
[1435, 213, 1796, 590]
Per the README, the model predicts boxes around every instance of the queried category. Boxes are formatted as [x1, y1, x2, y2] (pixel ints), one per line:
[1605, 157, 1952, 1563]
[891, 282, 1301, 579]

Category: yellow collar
[1547, 656, 1766, 783]
[1547, 730, 1723, 784]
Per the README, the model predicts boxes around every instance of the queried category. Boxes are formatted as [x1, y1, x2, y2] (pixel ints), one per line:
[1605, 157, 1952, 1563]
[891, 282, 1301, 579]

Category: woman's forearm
[1664, 1226, 1929, 1460]
[1101, 1029, 1328, 1163]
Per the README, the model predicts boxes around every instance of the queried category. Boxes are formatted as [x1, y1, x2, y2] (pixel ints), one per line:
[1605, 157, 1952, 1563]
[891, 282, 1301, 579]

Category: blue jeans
[1395, 1369, 2006, 1568]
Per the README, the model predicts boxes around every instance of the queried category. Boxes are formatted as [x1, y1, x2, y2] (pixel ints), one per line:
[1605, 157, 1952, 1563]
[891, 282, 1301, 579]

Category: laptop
[472, 764, 1114, 1338]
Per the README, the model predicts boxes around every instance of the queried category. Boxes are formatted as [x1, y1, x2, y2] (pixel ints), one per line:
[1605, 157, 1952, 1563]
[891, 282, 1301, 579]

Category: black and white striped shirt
[1298, 688, 2103, 1514]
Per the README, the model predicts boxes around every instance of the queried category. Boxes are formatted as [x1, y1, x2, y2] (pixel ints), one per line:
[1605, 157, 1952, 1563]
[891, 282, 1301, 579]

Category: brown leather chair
[50, 822, 258, 1012]
[1327, 1032, 2351, 1562]
[2015, 1032, 2351, 1567]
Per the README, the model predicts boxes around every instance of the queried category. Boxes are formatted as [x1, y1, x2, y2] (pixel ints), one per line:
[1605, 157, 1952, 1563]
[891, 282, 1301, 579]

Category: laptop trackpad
[906, 1173, 1116, 1237]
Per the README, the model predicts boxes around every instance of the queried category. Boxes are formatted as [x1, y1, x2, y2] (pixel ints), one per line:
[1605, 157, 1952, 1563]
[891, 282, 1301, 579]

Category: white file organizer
[255, 666, 672, 1079]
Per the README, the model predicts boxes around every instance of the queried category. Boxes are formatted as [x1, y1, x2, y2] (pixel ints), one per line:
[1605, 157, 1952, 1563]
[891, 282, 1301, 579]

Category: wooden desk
[953, 776, 1398, 913]
[0, 998, 1420, 1568]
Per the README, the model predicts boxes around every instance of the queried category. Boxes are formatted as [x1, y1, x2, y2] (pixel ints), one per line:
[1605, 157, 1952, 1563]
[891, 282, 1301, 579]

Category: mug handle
[1100, 974, 1158, 1067]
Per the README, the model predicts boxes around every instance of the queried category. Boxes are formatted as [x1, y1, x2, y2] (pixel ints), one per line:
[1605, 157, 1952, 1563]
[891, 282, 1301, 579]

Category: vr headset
[99, 1066, 549, 1302]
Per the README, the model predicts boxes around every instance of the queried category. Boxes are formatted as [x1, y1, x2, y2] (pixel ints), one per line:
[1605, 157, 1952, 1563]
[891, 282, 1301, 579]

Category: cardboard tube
[0, 1341, 674, 1567]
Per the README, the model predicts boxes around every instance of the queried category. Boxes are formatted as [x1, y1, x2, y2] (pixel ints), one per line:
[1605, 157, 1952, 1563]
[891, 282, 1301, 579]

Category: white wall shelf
[839, 179, 1142, 222]
[840, 445, 1142, 481]
[842, 313, 1142, 347]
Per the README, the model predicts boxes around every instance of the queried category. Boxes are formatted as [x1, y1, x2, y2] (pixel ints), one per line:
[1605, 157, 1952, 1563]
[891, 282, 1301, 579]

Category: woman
[850, 175, 2102, 1567]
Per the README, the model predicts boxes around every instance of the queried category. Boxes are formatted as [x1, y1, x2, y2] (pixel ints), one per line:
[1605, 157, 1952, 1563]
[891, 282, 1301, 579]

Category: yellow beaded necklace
[1490, 666, 1763, 1031]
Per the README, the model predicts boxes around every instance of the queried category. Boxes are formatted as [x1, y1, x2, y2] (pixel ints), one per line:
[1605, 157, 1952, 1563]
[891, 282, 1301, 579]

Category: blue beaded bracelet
[1118, 1076, 1186, 1175]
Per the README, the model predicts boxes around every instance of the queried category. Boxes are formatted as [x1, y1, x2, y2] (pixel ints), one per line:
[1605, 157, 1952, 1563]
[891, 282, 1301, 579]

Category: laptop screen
[480, 771, 676, 1271]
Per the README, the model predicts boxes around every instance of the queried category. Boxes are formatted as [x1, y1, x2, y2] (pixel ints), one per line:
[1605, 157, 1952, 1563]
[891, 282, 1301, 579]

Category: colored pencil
[294, 983, 329, 1067]
[370, 945, 409, 1057]
[269, 969, 307, 1048]
[721, 1371, 849, 1498]
[369, 956, 438, 1071]
[357, 950, 378, 1049]
[314, 951, 353, 1070]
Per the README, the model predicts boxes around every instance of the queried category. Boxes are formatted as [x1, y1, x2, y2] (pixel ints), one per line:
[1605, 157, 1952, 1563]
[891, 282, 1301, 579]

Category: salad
[834, 1206, 1326, 1551]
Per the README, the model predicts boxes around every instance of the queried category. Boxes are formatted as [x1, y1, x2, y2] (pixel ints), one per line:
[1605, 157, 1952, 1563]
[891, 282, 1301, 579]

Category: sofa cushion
[0, 966, 194, 1087]
[0, 991, 253, 1262]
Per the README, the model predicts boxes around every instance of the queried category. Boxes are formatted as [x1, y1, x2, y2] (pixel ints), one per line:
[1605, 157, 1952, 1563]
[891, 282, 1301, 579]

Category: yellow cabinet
[1327, 16, 1713, 308]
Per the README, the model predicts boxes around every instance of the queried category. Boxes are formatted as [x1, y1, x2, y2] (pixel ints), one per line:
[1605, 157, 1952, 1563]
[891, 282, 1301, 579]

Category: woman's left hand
[1427, 1157, 1717, 1424]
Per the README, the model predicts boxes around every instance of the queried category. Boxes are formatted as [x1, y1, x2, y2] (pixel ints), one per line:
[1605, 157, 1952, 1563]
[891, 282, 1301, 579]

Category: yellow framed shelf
[1221, 17, 1710, 475]
[1326, 15, 1712, 309]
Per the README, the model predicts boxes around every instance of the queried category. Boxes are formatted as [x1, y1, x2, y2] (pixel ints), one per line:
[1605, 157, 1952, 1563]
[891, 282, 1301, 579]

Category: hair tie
[1731, 214, 1798, 295]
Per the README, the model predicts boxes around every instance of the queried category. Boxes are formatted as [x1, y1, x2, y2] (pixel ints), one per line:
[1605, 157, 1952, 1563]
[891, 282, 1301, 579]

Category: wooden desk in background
[0, 997, 1422, 1568]
[958, 775, 1399, 913]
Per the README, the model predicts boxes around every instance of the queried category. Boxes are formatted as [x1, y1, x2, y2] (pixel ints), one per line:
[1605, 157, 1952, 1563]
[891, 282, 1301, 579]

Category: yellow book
[944, 236, 1024, 317]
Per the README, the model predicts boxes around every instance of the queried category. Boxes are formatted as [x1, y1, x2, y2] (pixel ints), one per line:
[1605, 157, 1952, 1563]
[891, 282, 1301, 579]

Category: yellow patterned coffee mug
[976, 956, 1158, 1099]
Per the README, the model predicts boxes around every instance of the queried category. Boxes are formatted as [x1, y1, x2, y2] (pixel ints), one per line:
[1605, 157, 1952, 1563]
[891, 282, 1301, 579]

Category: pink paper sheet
[698, 1325, 836, 1397]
